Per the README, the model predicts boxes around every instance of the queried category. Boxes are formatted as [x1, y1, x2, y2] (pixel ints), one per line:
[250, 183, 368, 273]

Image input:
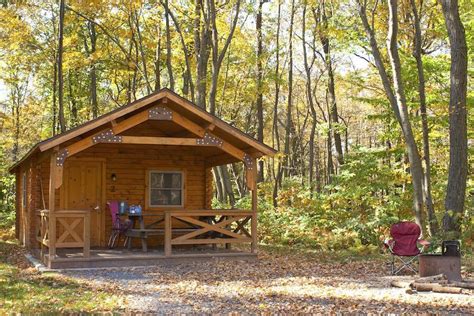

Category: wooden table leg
[141, 234, 148, 252]
[139, 216, 147, 252]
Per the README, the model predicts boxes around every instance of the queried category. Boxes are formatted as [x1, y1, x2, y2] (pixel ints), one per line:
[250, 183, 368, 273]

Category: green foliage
[249, 147, 415, 251]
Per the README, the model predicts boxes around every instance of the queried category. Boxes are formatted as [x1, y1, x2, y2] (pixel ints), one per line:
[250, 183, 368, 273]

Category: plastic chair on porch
[384, 221, 430, 275]
[107, 200, 132, 248]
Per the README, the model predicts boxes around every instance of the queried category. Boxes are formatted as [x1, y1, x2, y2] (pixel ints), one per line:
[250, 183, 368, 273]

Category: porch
[35, 208, 258, 269]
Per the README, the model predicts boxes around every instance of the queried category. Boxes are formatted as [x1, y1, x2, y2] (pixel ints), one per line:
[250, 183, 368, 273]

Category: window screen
[149, 171, 183, 206]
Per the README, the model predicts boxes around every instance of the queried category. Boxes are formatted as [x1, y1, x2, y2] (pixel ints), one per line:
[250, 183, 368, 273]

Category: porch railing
[163, 209, 256, 257]
[35, 209, 90, 258]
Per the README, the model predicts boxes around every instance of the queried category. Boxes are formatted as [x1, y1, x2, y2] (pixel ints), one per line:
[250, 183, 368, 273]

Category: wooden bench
[125, 228, 198, 252]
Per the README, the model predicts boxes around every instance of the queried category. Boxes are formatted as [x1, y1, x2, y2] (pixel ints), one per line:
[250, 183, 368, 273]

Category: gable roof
[9, 88, 276, 172]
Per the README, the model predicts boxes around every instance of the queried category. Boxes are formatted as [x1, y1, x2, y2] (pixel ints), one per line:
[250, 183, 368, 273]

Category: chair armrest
[418, 239, 430, 252]
[418, 239, 430, 246]
[384, 238, 395, 251]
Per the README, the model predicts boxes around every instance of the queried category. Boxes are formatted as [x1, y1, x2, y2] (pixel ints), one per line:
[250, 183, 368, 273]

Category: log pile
[391, 274, 474, 295]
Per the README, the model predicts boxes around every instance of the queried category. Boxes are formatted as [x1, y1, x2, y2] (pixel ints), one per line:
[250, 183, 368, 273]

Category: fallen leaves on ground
[0, 240, 125, 313]
[62, 249, 474, 314]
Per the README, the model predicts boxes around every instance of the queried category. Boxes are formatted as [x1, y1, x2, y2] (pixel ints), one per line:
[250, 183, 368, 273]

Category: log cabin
[9, 89, 276, 269]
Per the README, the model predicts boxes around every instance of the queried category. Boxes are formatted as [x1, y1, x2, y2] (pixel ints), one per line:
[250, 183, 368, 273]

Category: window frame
[146, 170, 185, 209]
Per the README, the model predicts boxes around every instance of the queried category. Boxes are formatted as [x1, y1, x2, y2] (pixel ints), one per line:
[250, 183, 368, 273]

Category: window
[22, 172, 27, 208]
[148, 171, 184, 207]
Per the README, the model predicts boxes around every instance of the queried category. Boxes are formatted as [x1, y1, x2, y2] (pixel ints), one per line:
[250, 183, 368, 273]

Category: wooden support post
[164, 212, 172, 257]
[48, 149, 58, 266]
[249, 158, 258, 254]
[83, 212, 90, 258]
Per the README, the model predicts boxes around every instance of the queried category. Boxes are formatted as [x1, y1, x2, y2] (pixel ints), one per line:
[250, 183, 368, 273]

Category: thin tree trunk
[326, 129, 334, 182]
[231, 163, 245, 198]
[208, 0, 241, 114]
[12, 94, 20, 161]
[302, 2, 318, 192]
[410, 0, 438, 235]
[164, 0, 174, 91]
[272, 1, 283, 207]
[67, 70, 78, 125]
[315, 131, 322, 192]
[52, 56, 57, 135]
[440, 0, 468, 236]
[218, 165, 235, 206]
[358, 0, 425, 231]
[134, 10, 152, 94]
[256, 0, 267, 182]
[284, 0, 296, 178]
[84, 21, 99, 119]
[154, 23, 162, 91]
[318, 2, 343, 165]
[194, 0, 210, 109]
[57, 0, 66, 132]
[213, 169, 224, 202]
[164, 3, 195, 101]
[386, 0, 425, 231]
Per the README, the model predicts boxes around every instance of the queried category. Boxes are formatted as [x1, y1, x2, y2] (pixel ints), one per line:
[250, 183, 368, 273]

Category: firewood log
[390, 280, 412, 288]
[446, 281, 474, 290]
[414, 274, 447, 283]
[411, 283, 464, 294]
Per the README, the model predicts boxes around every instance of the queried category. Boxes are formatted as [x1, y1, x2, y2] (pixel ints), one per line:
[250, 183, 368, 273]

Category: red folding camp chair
[384, 221, 430, 275]
[107, 201, 132, 248]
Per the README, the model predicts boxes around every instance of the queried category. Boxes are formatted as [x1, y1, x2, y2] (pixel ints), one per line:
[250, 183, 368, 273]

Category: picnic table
[122, 214, 164, 252]
[121, 213, 201, 252]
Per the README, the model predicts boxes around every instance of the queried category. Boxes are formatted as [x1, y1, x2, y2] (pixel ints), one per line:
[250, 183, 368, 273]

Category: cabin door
[61, 160, 104, 247]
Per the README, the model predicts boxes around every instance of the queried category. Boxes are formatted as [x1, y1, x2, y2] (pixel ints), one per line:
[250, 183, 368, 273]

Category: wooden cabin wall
[69, 144, 209, 246]
[23, 144, 216, 249]
[15, 154, 43, 249]
[15, 170, 20, 241]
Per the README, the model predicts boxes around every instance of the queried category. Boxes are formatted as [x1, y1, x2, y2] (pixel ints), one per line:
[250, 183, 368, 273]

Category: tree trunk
[440, 0, 468, 236]
[194, 0, 210, 109]
[326, 129, 334, 182]
[164, 0, 174, 91]
[154, 23, 162, 91]
[319, 21, 343, 165]
[84, 21, 99, 119]
[284, 0, 295, 178]
[208, 0, 241, 114]
[386, 0, 425, 231]
[256, 0, 266, 182]
[218, 165, 235, 207]
[358, 0, 425, 231]
[52, 55, 57, 135]
[67, 70, 78, 125]
[272, 1, 282, 207]
[134, 10, 152, 94]
[165, 3, 195, 101]
[302, 3, 318, 192]
[57, 0, 66, 132]
[213, 168, 224, 202]
[410, 0, 438, 235]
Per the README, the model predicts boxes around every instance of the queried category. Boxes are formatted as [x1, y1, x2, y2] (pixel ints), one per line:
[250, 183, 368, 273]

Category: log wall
[22, 143, 216, 249]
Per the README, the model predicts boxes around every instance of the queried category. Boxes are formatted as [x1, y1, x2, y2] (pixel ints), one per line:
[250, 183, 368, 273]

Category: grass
[0, 231, 124, 314]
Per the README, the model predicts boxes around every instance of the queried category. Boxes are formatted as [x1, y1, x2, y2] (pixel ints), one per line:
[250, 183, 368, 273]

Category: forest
[0, 0, 472, 252]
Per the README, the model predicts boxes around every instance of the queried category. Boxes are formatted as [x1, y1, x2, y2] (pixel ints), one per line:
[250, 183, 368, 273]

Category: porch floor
[33, 246, 257, 269]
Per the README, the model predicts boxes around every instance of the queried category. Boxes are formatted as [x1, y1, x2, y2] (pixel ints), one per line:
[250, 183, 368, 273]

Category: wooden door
[61, 160, 104, 247]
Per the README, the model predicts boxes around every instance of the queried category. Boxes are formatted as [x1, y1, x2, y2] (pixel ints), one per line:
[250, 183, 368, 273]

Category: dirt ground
[60, 250, 474, 314]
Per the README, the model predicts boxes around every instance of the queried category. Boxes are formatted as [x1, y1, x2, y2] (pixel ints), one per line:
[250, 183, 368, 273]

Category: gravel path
[61, 252, 474, 314]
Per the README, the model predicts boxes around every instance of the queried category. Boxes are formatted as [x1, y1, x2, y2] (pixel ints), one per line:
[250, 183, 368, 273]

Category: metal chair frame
[385, 240, 420, 275]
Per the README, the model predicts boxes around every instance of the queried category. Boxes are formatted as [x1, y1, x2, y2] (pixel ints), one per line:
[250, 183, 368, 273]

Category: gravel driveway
[60, 251, 474, 314]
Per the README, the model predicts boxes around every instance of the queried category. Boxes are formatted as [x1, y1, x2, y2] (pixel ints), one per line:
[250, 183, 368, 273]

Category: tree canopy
[0, 0, 472, 250]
